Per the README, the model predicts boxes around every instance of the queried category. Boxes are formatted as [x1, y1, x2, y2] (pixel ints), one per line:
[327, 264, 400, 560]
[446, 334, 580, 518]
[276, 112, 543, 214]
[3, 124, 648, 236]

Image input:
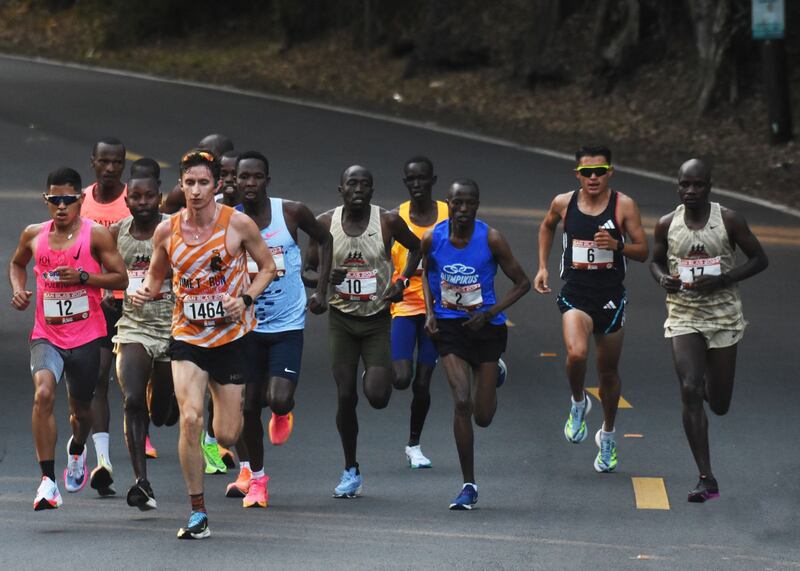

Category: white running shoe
[63, 437, 88, 493]
[34, 476, 62, 511]
[405, 445, 432, 469]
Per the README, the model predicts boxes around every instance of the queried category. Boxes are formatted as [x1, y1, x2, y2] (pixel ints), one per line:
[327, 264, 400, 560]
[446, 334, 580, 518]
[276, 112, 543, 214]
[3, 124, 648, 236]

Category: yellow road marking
[586, 386, 632, 408]
[127, 151, 170, 168]
[632, 477, 670, 510]
[624, 433, 644, 438]
[539, 352, 557, 357]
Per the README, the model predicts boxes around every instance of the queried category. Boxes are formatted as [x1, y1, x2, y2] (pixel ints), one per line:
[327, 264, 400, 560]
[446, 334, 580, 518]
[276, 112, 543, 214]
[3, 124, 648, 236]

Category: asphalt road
[0, 55, 798, 570]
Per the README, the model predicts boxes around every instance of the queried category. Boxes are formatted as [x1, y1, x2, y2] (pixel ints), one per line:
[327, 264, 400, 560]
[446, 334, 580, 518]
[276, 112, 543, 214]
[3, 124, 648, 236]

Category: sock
[92, 432, 110, 465]
[240, 461, 250, 471]
[600, 428, 615, 441]
[68, 437, 84, 456]
[40, 460, 56, 481]
[190, 493, 206, 513]
[345, 462, 360, 475]
[464, 482, 478, 491]
[571, 395, 586, 408]
[204, 433, 217, 446]
[251, 469, 265, 479]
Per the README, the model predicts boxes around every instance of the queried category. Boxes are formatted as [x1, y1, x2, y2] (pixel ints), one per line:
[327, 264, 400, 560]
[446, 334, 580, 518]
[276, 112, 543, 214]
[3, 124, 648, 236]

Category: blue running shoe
[63, 437, 88, 493]
[333, 466, 363, 498]
[593, 429, 618, 473]
[177, 511, 210, 539]
[449, 483, 478, 510]
[564, 393, 592, 443]
[497, 358, 507, 388]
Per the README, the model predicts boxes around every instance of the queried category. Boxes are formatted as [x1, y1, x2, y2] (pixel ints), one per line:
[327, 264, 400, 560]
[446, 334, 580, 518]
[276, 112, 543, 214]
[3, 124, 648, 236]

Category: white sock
[240, 461, 251, 471]
[251, 469, 265, 479]
[204, 433, 218, 446]
[571, 394, 586, 408]
[600, 428, 615, 441]
[464, 482, 477, 491]
[92, 432, 111, 466]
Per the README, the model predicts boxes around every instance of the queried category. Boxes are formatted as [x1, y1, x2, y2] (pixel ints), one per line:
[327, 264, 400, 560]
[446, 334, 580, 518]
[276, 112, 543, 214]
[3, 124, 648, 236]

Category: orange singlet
[169, 205, 254, 347]
[81, 182, 129, 299]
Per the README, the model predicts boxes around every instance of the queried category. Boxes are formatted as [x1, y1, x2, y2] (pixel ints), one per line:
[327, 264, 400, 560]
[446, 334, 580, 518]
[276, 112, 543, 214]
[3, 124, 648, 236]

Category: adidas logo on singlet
[600, 220, 615, 230]
[603, 300, 617, 310]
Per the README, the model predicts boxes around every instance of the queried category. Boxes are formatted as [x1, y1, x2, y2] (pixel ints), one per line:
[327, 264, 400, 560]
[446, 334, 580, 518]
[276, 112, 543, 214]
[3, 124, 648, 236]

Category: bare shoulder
[655, 211, 675, 232]
[152, 218, 172, 242]
[316, 208, 335, 228]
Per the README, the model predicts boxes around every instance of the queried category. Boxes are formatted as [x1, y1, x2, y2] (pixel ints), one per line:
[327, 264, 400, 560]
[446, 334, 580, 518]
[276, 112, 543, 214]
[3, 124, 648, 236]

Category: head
[197, 134, 234, 158]
[677, 159, 712, 209]
[90, 137, 126, 189]
[403, 156, 437, 201]
[44, 167, 83, 227]
[236, 151, 271, 206]
[179, 150, 222, 207]
[220, 150, 242, 202]
[125, 177, 161, 223]
[446, 179, 480, 226]
[574, 145, 613, 196]
[339, 165, 374, 211]
[129, 157, 161, 187]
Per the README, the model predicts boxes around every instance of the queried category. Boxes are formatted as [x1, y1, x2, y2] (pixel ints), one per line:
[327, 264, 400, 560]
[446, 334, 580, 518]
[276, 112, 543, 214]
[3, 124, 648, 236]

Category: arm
[54, 225, 128, 290]
[8, 225, 38, 311]
[291, 202, 333, 314]
[227, 213, 276, 314]
[303, 211, 341, 288]
[534, 194, 567, 293]
[381, 210, 421, 302]
[594, 194, 648, 262]
[420, 231, 438, 337]
[160, 184, 185, 214]
[463, 228, 532, 331]
[131, 221, 171, 306]
[649, 213, 681, 293]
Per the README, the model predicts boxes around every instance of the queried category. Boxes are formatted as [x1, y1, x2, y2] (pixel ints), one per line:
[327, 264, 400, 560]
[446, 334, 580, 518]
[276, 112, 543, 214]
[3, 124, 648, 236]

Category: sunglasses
[181, 150, 216, 164]
[678, 180, 710, 189]
[576, 165, 611, 178]
[43, 194, 82, 206]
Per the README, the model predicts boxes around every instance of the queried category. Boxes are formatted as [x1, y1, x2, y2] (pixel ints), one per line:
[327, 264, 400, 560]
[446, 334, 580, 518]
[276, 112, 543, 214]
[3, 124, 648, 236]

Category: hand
[381, 280, 405, 303]
[222, 293, 244, 316]
[307, 291, 328, 315]
[463, 310, 492, 332]
[593, 229, 617, 251]
[534, 268, 551, 294]
[330, 267, 347, 286]
[130, 286, 152, 307]
[100, 292, 117, 311]
[10, 290, 33, 310]
[658, 274, 682, 294]
[424, 314, 439, 338]
[691, 274, 725, 294]
[52, 265, 80, 285]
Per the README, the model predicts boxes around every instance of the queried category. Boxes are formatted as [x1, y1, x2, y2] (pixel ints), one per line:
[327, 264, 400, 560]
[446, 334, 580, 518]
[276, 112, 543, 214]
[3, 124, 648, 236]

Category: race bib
[126, 269, 170, 300]
[183, 293, 227, 326]
[336, 269, 378, 301]
[247, 247, 286, 278]
[43, 290, 90, 325]
[441, 281, 483, 311]
[678, 256, 721, 286]
[571, 239, 614, 270]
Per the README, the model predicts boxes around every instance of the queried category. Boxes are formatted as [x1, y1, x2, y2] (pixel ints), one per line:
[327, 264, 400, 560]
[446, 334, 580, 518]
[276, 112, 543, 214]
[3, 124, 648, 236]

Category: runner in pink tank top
[9, 167, 127, 511]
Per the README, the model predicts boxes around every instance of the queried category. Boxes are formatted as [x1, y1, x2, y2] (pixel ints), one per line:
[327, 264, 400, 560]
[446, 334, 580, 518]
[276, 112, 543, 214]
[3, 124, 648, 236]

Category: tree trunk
[591, 0, 641, 94]
[687, 0, 733, 118]
[516, 0, 563, 87]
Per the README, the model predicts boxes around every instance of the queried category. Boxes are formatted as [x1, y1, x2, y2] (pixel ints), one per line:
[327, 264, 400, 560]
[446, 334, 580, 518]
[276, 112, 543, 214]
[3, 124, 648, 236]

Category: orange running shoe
[225, 466, 252, 498]
[145, 436, 158, 459]
[218, 445, 236, 469]
[242, 475, 269, 508]
[268, 412, 294, 446]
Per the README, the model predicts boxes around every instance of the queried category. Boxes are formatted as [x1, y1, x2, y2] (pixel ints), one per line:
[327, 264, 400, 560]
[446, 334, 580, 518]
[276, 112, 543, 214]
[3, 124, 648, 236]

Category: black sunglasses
[43, 194, 82, 206]
[576, 166, 610, 178]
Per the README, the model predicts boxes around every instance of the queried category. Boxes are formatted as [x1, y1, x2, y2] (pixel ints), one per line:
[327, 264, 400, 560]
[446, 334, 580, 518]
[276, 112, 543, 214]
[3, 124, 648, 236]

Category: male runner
[390, 156, 448, 469]
[421, 179, 530, 509]
[9, 167, 127, 510]
[81, 136, 129, 496]
[224, 150, 333, 507]
[131, 150, 275, 539]
[650, 158, 767, 502]
[162, 134, 234, 214]
[305, 165, 421, 498]
[110, 173, 176, 510]
[535, 146, 647, 473]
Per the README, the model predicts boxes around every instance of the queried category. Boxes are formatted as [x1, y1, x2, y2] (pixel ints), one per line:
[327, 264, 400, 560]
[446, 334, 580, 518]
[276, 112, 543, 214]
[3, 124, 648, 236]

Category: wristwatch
[398, 277, 410, 289]
[615, 240, 624, 252]
[240, 293, 253, 307]
[78, 270, 90, 284]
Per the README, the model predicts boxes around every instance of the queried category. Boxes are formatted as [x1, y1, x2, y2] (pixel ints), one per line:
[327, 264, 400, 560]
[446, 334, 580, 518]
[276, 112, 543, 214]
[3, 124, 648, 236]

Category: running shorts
[433, 318, 507, 367]
[328, 308, 391, 369]
[30, 338, 102, 402]
[247, 329, 304, 385]
[113, 315, 170, 362]
[391, 315, 438, 367]
[665, 325, 744, 349]
[168, 334, 251, 385]
[557, 284, 626, 335]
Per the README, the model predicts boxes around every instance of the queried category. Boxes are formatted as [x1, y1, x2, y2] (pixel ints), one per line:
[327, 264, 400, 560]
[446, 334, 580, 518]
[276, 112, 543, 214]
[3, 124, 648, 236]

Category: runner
[534, 146, 647, 473]
[81, 136, 129, 496]
[390, 156, 448, 469]
[650, 158, 767, 502]
[109, 173, 175, 511]
[305, 165, 421, 498]
[131, 150, 275, 539]
[224, 150, 333, 507]
[9, 167, 127, 510]
[162, 134, 234, 214]
[217, 150, 242, 206]
[421, 179, 530, 509]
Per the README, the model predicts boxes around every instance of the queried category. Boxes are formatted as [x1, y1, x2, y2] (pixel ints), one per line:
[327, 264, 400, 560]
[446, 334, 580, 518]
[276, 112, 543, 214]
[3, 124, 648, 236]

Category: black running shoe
[127, 479, 157, 511]
[688, 476, 719, 503]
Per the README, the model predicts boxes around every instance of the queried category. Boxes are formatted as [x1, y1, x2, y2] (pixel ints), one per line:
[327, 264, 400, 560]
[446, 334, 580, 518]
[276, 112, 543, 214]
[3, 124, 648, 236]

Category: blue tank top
[427, 219, 505, 325]
[248, 198, 306, 332]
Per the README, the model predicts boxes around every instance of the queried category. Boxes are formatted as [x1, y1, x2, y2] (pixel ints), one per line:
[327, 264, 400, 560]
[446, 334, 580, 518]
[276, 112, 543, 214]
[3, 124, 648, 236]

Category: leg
[32, 370, 58, 465]
[241, 382, 265, 472]
[562, 310, 594, 400]
[705, 344, 738, 416]
[91, 346, 112, 434]
[391, 316, 417, 390]
[362, 367, 392, 410]
[442, 354, 475, 483]
[472, 361, 498, 429]
[67, 395, 94, 451]
[173, 360, 209, 496]
[267, 377, 296, 416]
[408, 316, 437, 446]
[594, 329, 624, 431]
[333, 363, 360, 468]
[147, 360, 175, 427]
[207, 380, 244, 448]
[362, 312, 393, 410]
[116, 344, 153, 482]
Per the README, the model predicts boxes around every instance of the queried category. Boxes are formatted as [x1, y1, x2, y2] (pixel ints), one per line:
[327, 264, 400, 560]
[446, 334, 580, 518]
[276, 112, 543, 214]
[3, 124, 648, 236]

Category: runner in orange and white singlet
[131, 150, 275, 540]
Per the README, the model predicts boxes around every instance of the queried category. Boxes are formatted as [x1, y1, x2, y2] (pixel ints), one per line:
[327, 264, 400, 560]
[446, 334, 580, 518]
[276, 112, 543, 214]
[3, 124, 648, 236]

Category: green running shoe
[201, 431, 227, 475]
[593, 429, 618, 473]
[564, 393, 591, 443]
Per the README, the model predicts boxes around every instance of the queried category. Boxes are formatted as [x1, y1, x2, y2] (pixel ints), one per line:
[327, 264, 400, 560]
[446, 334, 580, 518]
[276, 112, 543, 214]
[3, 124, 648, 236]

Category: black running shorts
[432, 317, 507, 367]
[169, 334, 251, 385]
[30, 338, 102, 402]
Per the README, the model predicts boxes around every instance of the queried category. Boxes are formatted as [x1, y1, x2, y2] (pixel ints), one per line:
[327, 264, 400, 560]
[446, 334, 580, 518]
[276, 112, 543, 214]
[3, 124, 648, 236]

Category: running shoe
[126, 479, 157, 511]
[688, 476, 719, 503]
[268, 412, 294, 446]
[497, 358, 508, 388]
[593, 429, 618, 473]
[405, 445, 432, 469]
[177, 511, 210, 540]
[63, 437, 87, 493]
[564, 393, 592, 443]
[90, 454, 116, 496]
[201, 432, 227, 475]
[333, 466, 363, 498]
[145, 435, 158, 459]
[218, 445, 236, 469]
[225, 467, 252, 498]
[449, 483, 478, 510]
[243, 475, 269, 508]
[34, 476, 62, 511]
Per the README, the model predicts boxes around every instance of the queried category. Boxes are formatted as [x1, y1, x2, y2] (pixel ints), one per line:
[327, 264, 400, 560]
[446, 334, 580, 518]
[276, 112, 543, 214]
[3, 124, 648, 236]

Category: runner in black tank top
[535, 146, 648, 475]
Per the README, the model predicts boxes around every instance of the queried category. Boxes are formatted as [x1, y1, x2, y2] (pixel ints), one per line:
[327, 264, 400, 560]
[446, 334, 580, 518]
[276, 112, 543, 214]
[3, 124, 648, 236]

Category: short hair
[180, 149, 221, 181]
[449, 178, 480, 198]
[404, 155, 434, 173]
[197, 134, 234, 157]
[220, 150, 241, 161]
[236, 151, 270, 175]
[46, 167, 82, 193]
[130, 157, 160, 180]
[92, 136, 126, 156]
[575, 146, 612, 164]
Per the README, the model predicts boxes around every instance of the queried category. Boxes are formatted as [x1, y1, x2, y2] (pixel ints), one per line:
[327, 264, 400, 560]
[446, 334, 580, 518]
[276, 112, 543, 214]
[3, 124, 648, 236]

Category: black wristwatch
[615, 240, 625, 252]
[398, 277, 410, 289]
[78, 270, 90, 285]
[240, 293, 253, 307]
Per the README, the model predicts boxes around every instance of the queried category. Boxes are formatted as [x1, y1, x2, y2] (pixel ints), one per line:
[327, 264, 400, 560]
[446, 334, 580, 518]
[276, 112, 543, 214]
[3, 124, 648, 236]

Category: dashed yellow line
[586, 386, 632, 409]
[127, 150, 170, 168]
[631, 477, 670, 510]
